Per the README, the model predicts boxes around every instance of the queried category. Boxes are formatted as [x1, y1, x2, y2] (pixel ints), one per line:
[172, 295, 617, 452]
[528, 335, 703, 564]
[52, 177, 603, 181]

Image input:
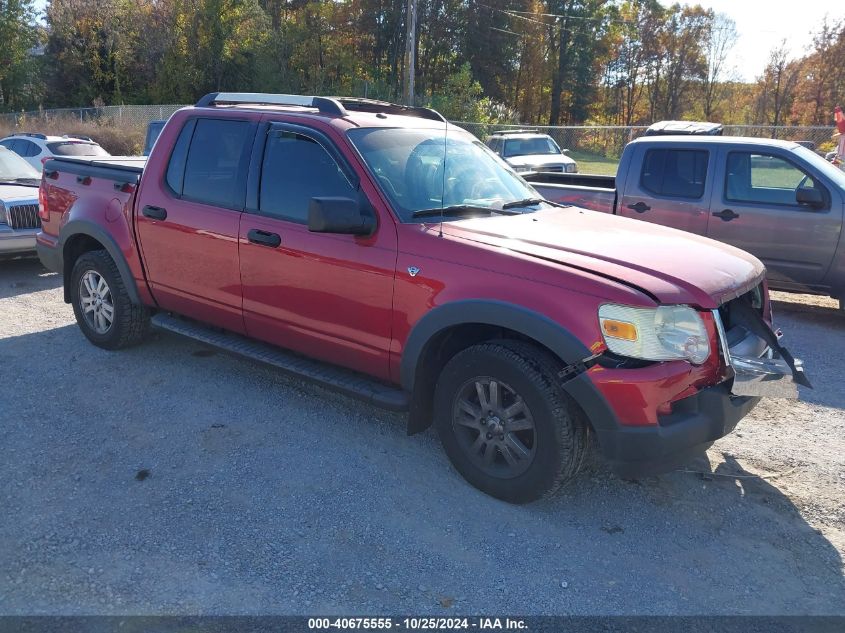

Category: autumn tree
[700, 12, 736, 120]
[755, 41, 801, 128]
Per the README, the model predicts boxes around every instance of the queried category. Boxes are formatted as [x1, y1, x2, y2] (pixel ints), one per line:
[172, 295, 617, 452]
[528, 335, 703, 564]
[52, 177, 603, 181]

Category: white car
[486, 130, 578, 174]
[0, 146, 41, 257]
[0, 133, 110, 171]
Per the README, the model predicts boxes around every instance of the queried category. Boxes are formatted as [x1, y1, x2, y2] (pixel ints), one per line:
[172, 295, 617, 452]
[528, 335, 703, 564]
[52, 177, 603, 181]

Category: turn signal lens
[601, 318, 638, 341]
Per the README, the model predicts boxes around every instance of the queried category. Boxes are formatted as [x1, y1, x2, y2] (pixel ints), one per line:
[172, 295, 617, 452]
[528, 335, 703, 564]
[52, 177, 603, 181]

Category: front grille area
[7, 204, 40, 230]
[718, 282, 764, 331]
[541, 165, 563, 172]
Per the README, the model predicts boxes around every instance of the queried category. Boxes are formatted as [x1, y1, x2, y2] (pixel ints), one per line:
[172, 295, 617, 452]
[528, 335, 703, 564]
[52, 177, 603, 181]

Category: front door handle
[142, 205, 167, 221]
[712, 208, 739, 222]
[247, 229, 282, 248]
[626, 201, 651, 213]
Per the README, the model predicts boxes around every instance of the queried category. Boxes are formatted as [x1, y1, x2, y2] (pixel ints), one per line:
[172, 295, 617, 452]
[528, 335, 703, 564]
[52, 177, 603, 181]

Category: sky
[31, 0, 837, 83]
[679, 0, 836, 81]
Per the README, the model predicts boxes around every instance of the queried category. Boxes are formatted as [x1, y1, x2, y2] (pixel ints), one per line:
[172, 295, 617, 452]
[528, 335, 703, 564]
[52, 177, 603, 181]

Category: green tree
[0, 0, 41, 111]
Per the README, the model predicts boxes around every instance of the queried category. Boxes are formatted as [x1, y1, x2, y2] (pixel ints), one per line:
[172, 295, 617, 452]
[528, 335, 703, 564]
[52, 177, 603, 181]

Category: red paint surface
[39, 105, 774, 429]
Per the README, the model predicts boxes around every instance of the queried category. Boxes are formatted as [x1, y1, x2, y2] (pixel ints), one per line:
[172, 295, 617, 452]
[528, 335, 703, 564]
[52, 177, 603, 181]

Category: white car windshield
[503, 136, 561, 158]
[0, 148, 40, 182]
[347, 127, 548, 222]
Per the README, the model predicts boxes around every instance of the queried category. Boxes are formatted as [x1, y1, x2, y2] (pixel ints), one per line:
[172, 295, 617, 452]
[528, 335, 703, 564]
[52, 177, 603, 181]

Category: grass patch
[567, 150, 619, 176]
[0, 117, 146, 155]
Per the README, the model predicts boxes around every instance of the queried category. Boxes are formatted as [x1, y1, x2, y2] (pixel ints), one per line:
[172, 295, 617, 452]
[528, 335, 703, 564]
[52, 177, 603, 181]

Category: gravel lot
[1, 259, 843, 615]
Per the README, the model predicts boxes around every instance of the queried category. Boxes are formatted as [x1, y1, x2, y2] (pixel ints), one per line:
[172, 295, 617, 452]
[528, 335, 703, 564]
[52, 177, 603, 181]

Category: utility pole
[403, 0, 416, 106]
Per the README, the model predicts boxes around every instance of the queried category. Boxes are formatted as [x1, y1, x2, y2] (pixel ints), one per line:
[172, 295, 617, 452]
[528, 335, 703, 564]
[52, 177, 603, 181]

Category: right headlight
[598, 303, 711, 365]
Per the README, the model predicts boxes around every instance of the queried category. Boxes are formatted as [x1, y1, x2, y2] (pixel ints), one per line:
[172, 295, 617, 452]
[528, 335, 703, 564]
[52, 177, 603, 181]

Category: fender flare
[59, 219, 142, 305]
[400, 300, 594, 392]
[400, 300, 619, 434]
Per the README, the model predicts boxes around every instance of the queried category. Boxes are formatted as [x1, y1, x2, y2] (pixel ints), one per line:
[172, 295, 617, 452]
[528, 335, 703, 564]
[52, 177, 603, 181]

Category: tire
[70, 250, 150, 350]
[434, 341, 589, 504]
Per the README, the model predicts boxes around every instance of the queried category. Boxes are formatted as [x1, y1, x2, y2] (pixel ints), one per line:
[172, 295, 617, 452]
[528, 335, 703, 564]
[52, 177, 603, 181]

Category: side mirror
[796, 187, 825, 210]
[561, 148, 570, 154]
[308, 197, 375, 235]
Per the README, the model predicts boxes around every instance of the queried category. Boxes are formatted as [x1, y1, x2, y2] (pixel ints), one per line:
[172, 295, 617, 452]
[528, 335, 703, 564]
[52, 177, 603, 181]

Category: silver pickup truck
[528, 136, 845, 308]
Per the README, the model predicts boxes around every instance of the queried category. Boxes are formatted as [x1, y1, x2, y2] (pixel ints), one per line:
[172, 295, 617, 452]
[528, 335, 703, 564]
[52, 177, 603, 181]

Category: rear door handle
[142, 205, 167, 221]
[626, 201, 651, 213]
[247, 229, 282, 248]
[712, 209, 739, 222]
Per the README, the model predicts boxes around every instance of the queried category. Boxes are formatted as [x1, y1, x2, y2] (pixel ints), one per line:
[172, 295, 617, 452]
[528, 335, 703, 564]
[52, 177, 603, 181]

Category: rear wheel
[434, 341, 589, 503]
[70, 250, 150, 350]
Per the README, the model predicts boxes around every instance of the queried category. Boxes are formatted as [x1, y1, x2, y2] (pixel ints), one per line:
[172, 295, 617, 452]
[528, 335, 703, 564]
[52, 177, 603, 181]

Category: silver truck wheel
[70, 250, 150, 350]
[78, 270, 115, 334]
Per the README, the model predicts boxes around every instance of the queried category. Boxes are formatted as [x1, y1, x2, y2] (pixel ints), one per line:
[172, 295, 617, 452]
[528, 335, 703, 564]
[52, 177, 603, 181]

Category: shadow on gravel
[1, 304, 843, 614]
[549, 450, 845, 613]
[0, 258, 60, 300]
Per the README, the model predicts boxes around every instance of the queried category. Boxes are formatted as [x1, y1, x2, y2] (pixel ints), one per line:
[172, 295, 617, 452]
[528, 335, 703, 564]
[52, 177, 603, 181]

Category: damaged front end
[713, 290, 811, 400]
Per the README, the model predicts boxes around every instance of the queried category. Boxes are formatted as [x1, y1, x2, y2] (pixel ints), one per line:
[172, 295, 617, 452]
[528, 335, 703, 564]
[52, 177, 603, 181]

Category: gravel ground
[1, 259, 843, 615]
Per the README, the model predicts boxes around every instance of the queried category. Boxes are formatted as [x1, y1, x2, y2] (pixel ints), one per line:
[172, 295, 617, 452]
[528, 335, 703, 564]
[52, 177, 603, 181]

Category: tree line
[0, 0, 843, 127]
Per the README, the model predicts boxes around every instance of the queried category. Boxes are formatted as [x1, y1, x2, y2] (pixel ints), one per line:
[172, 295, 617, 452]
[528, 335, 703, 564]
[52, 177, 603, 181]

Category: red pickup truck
[36, 93, 808, 503]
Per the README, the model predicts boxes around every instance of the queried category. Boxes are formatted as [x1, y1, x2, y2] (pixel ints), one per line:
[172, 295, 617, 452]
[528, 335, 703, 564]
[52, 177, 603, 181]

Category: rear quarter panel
[38, 169, 154, 305]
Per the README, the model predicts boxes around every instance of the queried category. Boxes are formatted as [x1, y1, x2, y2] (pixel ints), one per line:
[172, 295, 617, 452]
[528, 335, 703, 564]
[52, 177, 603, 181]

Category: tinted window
[0, 140, 13, 150]
[3, 139, 22, 154]
[259, 131, 355, 223]
[726, 152, 822, 207]
[47, 141, 108, 157]
[181, 119, 252, 208]
[165, 119, 196, 195]
[640, 149, 708, 198]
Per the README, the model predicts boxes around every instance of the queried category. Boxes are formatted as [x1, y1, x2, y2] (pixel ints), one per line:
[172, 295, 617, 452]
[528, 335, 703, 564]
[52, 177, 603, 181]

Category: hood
[443, 207, 765, 309]
[0, 184, 40, 204]
[506, 154, 574, 167]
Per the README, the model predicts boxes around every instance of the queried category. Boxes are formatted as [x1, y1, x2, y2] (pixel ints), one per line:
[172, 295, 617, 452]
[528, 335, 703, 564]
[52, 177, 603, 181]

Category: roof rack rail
[491, 128, 540, 136]
[20, 132, 47, 140]
[334, 98, 447, 123]
[195, 92, 447, 123]
[196, 92, 347, 116]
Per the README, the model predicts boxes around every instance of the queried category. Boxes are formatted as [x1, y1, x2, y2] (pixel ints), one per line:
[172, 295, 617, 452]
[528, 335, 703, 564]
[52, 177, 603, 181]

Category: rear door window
[3, 139, 23, 154]
[258, 130, 355, 223]
[180, 118, 253, 209]
[640, 148, 708, 198]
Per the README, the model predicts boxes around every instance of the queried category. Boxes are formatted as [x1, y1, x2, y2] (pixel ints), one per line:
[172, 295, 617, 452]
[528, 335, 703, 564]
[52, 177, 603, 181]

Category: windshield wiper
[501, 197, 545, 209]
[411, 204, 520, 219]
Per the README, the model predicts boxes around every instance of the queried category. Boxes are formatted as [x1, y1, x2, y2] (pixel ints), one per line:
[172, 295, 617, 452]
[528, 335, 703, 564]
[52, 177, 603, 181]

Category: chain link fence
[0, 105, 187, 128]
[0, 105, 837, 159]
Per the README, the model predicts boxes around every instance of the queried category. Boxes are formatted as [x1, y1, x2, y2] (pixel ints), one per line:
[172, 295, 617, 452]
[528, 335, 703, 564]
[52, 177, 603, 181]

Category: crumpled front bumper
[712, 309, 806, 400]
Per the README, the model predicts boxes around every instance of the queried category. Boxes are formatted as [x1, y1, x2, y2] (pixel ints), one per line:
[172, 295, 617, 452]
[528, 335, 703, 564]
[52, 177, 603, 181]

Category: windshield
[46, 141, 109, 157]
[793, 145, 845, 190]
[503, 136, 561, 158]
[347, 127, 545, 222]
[0, 148, 40, 181]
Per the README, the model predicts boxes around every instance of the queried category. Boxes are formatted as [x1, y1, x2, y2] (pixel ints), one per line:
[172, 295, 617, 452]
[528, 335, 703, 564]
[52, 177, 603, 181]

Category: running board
[151, 313, 409, 411]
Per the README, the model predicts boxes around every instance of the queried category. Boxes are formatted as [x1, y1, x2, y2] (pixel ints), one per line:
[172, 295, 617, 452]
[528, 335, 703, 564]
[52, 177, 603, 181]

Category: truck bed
[45, 156, 146, 184]
[525, 172, 615, 189]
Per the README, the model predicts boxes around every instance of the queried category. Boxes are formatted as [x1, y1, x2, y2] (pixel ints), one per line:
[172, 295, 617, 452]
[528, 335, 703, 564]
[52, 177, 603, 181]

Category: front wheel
[434, 341, 589, 503]
[70, 250, 150, 350]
